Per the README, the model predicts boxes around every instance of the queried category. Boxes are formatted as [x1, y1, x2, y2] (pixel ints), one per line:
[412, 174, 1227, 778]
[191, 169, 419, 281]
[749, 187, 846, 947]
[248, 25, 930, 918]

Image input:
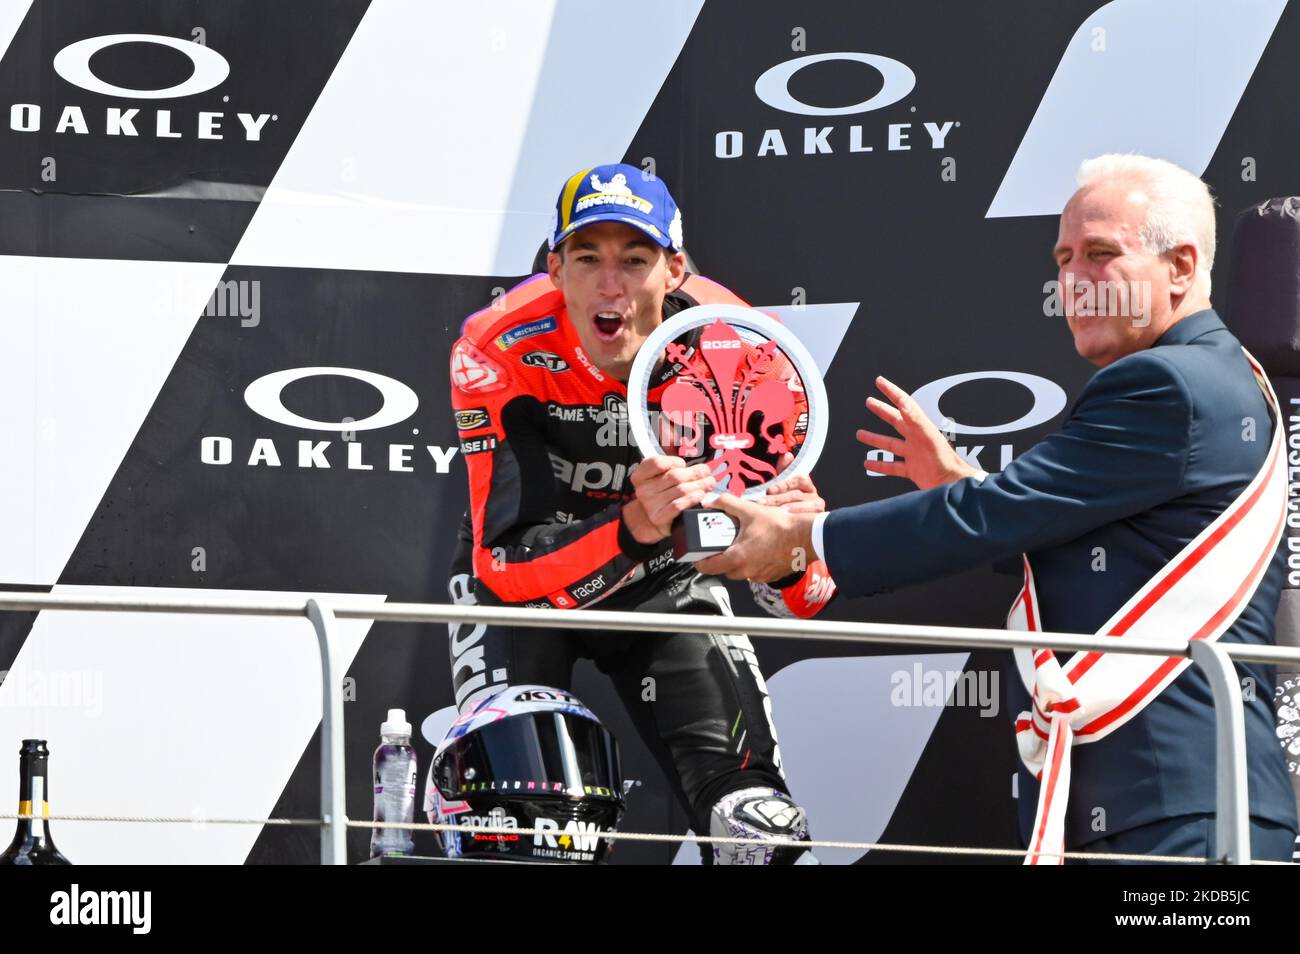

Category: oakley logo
[910, 371, 1067, 437]
[243, 367, 418, 432]
[54, 34, 230, 99]
[754, 52, 916, 116]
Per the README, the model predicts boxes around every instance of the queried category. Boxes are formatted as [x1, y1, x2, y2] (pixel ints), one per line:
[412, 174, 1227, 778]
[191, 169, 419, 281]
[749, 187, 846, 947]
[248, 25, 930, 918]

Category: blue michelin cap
[548, 163, 684, 251]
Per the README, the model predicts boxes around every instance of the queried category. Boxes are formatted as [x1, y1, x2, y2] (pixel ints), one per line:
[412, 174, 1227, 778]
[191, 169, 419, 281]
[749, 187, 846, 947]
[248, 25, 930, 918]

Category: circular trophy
[626, 304, 829, 561]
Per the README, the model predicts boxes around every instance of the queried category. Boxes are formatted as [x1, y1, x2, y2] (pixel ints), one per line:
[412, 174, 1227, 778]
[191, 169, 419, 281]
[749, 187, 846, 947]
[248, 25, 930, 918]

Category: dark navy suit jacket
[822, 309, 1297, 846]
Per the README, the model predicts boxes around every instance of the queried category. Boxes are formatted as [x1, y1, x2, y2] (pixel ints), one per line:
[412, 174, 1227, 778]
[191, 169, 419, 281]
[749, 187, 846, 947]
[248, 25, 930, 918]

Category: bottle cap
[381, 708, 411, 737]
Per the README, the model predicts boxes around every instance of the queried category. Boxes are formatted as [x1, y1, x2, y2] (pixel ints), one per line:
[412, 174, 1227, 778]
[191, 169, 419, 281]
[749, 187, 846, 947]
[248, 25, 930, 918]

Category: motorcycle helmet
[424, 686, 624, 863]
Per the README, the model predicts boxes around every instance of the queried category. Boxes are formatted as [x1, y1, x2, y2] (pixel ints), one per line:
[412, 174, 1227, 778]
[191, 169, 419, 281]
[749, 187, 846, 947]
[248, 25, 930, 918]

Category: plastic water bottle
[370, 709, 417, 858]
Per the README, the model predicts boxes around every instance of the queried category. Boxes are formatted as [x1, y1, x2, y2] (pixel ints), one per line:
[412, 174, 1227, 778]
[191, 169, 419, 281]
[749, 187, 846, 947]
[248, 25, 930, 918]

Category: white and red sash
[1007, 349, 1288, 865]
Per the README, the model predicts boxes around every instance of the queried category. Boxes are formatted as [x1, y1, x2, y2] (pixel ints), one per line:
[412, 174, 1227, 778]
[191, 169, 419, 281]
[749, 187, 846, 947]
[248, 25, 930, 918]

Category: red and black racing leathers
[445, 271, 836, 854]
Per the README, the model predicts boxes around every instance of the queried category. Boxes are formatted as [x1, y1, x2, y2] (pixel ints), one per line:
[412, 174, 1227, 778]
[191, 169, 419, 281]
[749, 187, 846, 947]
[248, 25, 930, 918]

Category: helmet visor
[438, 710, 623, 802]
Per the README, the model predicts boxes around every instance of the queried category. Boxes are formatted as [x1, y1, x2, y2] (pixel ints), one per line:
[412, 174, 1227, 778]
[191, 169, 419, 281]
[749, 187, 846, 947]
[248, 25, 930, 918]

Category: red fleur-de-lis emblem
[659, 319, 795, 494]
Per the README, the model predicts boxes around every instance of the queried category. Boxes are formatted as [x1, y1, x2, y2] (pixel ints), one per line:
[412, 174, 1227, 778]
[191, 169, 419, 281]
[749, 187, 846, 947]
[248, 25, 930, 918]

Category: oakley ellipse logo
[243, 367, 418, 432]
[207, 367, 456, 474]
[754, 52, 916, 116]
[53, 34, 230, 99]
[912, 371, 1066, 436]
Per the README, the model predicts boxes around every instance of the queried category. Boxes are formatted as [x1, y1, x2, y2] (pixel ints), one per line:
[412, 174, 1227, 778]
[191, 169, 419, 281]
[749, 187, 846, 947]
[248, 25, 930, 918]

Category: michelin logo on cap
[549, 162, 685, 251]
[576, 172, 653, 214]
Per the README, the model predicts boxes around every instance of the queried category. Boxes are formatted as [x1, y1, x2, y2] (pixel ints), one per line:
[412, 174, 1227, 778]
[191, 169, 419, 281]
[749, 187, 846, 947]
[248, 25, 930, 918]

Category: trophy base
[672, 507, 738, 562]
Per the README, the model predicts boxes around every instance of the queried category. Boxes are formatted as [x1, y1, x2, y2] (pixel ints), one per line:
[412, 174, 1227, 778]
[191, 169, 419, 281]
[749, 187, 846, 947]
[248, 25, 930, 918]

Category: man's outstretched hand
[695, 493, 818, 583]
[856, 375, 979, 490]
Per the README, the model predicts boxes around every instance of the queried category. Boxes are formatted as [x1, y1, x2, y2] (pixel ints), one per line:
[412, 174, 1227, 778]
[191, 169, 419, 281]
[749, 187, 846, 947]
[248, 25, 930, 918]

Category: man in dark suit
[698, 154, 1298, 862]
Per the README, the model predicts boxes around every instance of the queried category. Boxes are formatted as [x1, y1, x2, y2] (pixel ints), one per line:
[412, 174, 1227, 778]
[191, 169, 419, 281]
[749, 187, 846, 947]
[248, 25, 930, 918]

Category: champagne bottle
[0, 739, 72, 865]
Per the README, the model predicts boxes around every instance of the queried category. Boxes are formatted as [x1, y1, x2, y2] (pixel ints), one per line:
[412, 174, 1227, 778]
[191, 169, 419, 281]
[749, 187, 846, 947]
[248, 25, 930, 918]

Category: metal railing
[2, 590, 1297, 865]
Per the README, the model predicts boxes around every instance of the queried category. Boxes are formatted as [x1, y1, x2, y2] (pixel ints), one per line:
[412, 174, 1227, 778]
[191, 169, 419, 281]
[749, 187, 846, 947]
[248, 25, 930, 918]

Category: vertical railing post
[1189, 640, 1251, 864]
[306, 598, 348, 865]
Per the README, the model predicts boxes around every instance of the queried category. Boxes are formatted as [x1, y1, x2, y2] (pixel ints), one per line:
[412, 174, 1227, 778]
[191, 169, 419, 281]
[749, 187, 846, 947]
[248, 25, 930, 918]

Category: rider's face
[548, 221, 686, 382]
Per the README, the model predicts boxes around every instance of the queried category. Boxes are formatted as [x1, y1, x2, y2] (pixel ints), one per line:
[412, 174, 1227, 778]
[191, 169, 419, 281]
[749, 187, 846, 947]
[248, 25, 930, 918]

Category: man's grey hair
[1076, 154, 1217, 287]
